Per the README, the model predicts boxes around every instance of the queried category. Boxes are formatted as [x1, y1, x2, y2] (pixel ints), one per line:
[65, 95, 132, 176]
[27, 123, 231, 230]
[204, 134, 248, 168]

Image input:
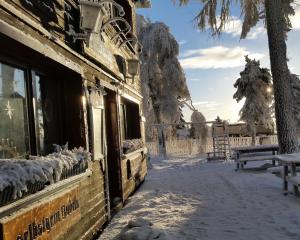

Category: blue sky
[137, 0, 300, 123]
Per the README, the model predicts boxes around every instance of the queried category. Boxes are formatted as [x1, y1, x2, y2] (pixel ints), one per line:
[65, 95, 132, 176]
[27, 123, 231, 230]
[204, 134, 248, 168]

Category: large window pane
[33, 74, 63, 155]
[0, 62, 29, 158]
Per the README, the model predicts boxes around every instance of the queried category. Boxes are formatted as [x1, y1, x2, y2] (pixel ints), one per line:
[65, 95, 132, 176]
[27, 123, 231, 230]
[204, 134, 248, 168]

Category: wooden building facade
[0, 0, 148, 239]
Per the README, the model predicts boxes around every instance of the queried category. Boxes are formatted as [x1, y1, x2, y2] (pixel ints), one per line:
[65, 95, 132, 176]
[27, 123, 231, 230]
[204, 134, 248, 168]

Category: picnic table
[274, 153, 300, 196]
[233, 144, 279, 170]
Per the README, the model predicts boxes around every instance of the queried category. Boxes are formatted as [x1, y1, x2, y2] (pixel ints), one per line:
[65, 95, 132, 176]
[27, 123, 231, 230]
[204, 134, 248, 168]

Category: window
[0, 62, 30, 158]
[33, 74, 64, 155]
[120, 98, 141, 140]
[0, 59, 84, 158]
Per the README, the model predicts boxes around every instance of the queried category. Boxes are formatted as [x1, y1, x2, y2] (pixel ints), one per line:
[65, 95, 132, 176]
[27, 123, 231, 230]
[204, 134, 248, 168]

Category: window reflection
[34, 74, 45, 154]
[0, 62, 29, 158]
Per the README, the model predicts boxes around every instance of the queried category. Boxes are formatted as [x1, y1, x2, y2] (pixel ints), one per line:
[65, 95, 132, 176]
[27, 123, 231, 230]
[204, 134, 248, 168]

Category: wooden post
[291, 163, 299, 196]
[283, 164, 289, 195]
[157, 125, 167, 159]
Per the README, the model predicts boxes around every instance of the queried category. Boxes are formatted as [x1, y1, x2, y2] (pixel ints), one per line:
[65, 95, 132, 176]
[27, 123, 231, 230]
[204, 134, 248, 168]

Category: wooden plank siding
[0, 162, 108, 240]
[121, 152, 147, 200]
[2, 0, 79, 43]
[58, 162, 109, 240]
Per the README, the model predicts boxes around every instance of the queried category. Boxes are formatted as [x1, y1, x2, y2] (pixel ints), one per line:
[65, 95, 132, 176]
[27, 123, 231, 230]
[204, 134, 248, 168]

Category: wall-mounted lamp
[79, 0, 103, 33]
[127, 59, 140, 84]
[79, 0, 125, 32]
[70, 0, 125, 43]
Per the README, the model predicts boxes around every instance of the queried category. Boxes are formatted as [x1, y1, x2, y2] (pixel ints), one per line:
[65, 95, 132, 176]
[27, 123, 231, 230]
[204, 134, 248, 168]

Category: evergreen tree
[233, 56, 273, 145]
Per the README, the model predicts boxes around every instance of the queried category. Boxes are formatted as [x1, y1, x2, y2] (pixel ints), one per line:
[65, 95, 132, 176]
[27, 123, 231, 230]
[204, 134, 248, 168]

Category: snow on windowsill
[0, 146, 91, 200]
[123, 139, 145, 155]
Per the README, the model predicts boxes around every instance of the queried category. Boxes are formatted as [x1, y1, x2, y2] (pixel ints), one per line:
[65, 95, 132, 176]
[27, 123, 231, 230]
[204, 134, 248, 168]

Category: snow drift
[118, 218, 171, 240]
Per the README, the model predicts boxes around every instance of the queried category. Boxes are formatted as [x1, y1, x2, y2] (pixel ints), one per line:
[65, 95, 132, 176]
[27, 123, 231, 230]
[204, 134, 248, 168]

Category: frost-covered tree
[176, 0, 299, 153]
[137, 15, 190, 127]
[190, 110, 208, 147]
[233, 56, 273, 145]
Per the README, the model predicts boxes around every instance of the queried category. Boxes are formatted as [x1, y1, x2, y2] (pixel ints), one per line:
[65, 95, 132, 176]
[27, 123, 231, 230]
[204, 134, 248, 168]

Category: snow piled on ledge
[0, 146, 90, 199]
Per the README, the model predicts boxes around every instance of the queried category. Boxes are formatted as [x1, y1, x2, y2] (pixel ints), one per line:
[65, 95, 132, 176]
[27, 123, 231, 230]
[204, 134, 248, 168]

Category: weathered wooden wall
[0, 162, 107, 240]
[59, 162, 108, 240]
[0, 0, 147, 238]
[2, 0, 79, 44]
[121, 150, 147, 200]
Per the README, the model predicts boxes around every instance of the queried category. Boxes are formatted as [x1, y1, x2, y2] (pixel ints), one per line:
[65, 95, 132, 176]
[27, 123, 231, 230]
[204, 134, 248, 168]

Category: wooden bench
[233, 144, 279, 171]
[267, 166, 300, 180]
[274, 153, 300, 195]
[207, 151, 227, 161]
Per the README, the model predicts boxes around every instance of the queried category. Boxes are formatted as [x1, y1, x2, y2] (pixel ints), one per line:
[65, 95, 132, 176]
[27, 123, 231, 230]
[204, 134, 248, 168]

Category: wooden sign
[0, 187, 81, 240]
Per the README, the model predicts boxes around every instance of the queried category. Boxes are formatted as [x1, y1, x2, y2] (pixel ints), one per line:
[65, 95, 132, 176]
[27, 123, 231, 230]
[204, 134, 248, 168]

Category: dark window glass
[121, 99, 141, 140]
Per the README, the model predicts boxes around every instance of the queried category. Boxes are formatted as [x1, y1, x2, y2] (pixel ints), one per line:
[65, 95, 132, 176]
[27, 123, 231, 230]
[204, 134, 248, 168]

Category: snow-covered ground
[99, 156, 300, 240]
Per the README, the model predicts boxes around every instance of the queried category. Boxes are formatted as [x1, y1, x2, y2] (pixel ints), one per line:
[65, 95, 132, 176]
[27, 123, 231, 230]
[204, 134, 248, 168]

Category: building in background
[228, 123, 275, 137]
[0, 0, 149, 239]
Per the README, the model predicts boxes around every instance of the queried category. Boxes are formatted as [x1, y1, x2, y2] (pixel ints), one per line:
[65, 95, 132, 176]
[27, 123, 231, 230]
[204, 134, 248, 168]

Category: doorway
[104, 89, 122, 208]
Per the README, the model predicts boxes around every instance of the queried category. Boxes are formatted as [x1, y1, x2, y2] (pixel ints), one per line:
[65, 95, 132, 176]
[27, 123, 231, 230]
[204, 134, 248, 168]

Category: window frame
[31, 70, 47, 155]
[120, 96, 141, 141]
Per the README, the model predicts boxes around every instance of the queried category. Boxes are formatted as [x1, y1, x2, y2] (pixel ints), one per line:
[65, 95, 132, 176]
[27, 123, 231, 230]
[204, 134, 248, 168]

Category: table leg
[272, 150, 276, 166]
[235, 152, 240, 171]
[291, 163, 299, 196]
[283, 165, 289, 195]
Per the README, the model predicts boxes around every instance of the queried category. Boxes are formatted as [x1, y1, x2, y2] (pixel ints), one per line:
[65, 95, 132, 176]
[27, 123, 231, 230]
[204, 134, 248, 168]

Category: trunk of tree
[153, 104, 167, 158]
[265, 0, 299, 153]
[251, 127, 256, 146]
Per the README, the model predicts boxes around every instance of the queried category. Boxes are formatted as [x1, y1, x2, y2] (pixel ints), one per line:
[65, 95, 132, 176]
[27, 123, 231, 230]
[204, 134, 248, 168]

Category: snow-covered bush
[190, 110, 208, 141]
[0, 146, 90, 199]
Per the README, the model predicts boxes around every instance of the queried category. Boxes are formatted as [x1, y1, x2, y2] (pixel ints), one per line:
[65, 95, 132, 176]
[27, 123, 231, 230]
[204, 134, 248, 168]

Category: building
[0, 0, 149, 239]
[227, 123, 275, 137]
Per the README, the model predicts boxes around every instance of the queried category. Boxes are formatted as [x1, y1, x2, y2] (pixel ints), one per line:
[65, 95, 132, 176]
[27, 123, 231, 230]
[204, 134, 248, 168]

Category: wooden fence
[146, 135, 278, 157]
